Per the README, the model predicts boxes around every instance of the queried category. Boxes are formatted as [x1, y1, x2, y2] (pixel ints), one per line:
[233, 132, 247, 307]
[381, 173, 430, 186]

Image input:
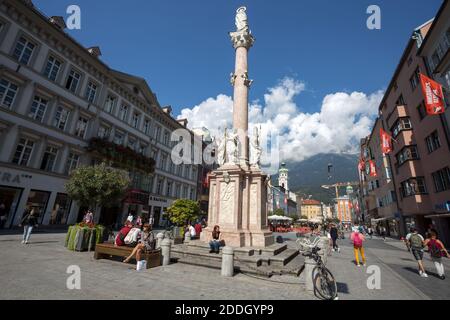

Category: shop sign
[149, 196, 168, 204]
[0, 171, 32, 185]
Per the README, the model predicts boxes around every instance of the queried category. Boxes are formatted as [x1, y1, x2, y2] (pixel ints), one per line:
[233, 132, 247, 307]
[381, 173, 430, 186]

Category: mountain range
[272, 153, 359, 205]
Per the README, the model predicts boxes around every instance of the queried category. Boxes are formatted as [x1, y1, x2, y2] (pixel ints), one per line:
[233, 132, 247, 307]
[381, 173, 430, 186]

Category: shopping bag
[136, 260, 147, 271]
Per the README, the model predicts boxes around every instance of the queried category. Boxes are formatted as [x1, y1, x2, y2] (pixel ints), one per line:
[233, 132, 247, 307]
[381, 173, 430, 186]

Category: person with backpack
[424, 230, 450, 280]
[406, 228, 428, 277]
[351, 228, 366, 267]
[329, 223, 340, 253]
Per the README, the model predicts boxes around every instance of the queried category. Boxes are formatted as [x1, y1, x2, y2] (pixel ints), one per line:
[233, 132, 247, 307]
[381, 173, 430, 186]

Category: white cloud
[178, 77, 383, 163]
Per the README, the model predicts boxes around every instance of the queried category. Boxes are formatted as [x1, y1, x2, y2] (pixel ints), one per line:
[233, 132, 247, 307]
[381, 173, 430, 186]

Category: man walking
[406, 228, 428, 277]
[329, 224, 340, 252]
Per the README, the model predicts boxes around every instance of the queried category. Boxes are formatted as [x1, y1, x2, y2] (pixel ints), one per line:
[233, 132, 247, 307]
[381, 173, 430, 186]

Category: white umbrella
[268, 215, 284, 220]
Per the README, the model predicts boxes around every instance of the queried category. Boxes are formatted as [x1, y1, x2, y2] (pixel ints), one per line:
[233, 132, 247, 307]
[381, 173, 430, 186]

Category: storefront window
[50, 193, 71, 225]
[0, 186, 23, 228]
[25, 190, 50, 224]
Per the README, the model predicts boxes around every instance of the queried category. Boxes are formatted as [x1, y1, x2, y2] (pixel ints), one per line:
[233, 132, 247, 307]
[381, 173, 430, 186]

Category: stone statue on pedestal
[217, 129, 227, 167]
[250, 126, 262, 167]
[235, 6, 249, 32]
[225, 129, 239, 165]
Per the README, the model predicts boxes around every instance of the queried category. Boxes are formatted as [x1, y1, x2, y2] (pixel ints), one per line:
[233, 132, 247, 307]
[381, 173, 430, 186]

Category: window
[375, 180, 380, 189]
[182, 186, 188, 199]
[189, 188, 194, 200]
[29, 96, 48, 122]
[155, 126, 161, 141]
[143, 119, 150, 135]
[0, 79, 18, 108]
[396, 95, 406, 106]
[169, 160, 175, 174]
[163, 130, 169, 145]
[65, 69, 81, 93]
[425, 131, 441, 153]
[409, 67, 420, 91]
[85, 81, 97, 103]
[75, 117, 88, 138]
[156, 179, 164, 195]
[396, 146, 419, 166]
[128, 138, 136, 150]
[119, 105, 128, 121]
[97, 126, 110, 139]
[113, 131, 124, 145]
[132, 113, 140, 129]
[417, 101, 427, 120]
[177, 164, 183, 176]
[142, 175, 152, 193]
[160, 153, 167, 170]
[40, 146, 58, 172]
[53, 106, 70, 131]
[104, 95, 116, 113]
[391, 117, 412, 138]
[432, 167, 450, 193]
[166, 181, 172, 197]
[400, 177, 427, 197]
[12, 138, 34, 166]
[175, 184, 181, 198]
[138, 144, 146, 155]
[13, 36, 35, 65]
[192, 167, 197, 180]
[44, 56, 62, 81]
[65, 153, 79, 175]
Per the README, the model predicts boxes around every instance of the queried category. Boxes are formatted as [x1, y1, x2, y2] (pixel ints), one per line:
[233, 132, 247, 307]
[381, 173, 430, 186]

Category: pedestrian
[380, 225, 386, 241]
[126, 211, 134, 224]
[424, 230, 450, 280]
[188, 223, 197, 240]
[83, 210, 93, 224]
[194, 221, 202, 237]
[406, 228, 428, 277]
[19, 208, 38, 244]
[0, 202, 7, 229]
[351, 227, 366, 267]
[329, 223, 340, 253]
[367, 226, 373, 239]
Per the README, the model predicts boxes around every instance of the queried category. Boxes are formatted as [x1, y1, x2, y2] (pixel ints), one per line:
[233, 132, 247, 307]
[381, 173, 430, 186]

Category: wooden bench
[94, 242, 161, 269]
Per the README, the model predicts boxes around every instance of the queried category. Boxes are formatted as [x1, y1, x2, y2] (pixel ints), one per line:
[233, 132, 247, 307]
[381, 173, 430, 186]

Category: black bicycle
[304, 246, 337, 300]
[298, 237, 338, 300]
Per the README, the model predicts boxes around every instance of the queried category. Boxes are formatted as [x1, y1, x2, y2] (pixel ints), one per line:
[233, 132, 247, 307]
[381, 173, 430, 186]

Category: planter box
[66, 225, 105, 252]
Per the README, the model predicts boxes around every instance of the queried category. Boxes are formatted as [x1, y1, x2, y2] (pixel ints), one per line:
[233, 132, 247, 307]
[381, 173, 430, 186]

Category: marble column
[230, 30, 254, 166]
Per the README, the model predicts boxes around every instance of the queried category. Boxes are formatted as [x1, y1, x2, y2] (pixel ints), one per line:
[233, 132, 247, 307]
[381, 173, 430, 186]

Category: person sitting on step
[209, 225, 223, 254]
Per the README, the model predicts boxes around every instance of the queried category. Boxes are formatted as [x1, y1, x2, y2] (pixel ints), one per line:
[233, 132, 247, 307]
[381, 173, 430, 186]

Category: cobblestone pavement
[0, 232, 312, 300]
[1, 231, 448, 300]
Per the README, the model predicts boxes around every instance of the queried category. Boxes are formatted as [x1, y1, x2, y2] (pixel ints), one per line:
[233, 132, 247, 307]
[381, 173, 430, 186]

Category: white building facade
[0, 0, 199, 228]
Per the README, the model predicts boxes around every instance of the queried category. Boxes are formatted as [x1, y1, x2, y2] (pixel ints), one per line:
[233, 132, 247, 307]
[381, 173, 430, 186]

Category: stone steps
[170, 240, 304, 278]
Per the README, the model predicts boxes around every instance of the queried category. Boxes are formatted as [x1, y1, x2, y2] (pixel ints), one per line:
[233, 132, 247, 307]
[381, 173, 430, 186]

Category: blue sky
[33, 0, 442, 114]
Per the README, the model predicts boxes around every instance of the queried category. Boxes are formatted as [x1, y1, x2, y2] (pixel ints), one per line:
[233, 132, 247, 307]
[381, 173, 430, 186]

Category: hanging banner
[369, 160, 377, 177]
[358, 158, 365, 172]
[420, 73, 445, 115]
[380, 128, 392, 154]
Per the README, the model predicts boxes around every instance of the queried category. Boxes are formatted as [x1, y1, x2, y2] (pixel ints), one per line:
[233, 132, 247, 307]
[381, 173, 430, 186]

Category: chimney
[87, 46, 102, 58]
[177, 119, 188, 127]
[162, 106, 172, 115]
[49, 16, 67, 30]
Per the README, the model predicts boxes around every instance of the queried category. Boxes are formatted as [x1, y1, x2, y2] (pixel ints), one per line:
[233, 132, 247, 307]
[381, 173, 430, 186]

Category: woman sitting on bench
[123, 224, 155, 263]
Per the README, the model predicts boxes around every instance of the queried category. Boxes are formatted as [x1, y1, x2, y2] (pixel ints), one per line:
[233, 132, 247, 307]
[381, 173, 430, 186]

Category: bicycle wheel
[313, 267, 337, 300]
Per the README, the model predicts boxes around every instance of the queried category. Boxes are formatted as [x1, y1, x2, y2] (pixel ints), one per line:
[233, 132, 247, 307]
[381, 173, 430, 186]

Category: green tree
[165, 199, 201, 226]
[65, 163, 130, 217]
[274, 208, 285, 216]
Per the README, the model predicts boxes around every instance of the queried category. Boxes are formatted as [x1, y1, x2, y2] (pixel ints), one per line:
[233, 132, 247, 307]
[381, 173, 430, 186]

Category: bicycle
[297, 236, 338, 300]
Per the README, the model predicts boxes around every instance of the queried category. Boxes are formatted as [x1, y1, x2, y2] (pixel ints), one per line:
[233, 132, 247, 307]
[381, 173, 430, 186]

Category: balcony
[86, 138, 156, 173]
[387, 105, 407, 128]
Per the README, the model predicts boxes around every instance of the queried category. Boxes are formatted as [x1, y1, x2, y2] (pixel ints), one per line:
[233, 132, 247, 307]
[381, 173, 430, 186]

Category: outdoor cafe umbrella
[268, 215, 284, 220]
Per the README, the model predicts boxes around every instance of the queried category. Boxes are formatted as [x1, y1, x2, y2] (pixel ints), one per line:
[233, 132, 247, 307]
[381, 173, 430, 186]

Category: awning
[371, 218, 388, 222]
[424, 213, 450, 219]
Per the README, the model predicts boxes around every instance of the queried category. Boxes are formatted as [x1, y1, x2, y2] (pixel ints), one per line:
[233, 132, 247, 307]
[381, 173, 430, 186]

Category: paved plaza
[1, 230, 449, 300]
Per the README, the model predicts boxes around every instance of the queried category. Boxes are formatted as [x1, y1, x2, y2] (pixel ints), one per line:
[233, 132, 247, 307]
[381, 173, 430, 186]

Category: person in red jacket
[194, 221, 202, 238]
[115, 222, 133, 246]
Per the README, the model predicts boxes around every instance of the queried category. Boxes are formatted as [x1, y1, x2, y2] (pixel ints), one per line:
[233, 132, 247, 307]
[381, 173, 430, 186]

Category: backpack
[429, 240, 442, 258]
[409, 234, 423, 249]
[353, 232, 363, 248]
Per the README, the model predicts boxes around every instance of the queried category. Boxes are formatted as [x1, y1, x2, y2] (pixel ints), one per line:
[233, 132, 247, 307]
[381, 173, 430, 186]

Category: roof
[301, 199, 321, 206]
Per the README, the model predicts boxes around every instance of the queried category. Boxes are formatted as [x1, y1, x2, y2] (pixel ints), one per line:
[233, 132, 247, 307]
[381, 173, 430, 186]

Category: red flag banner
[369, 160, 377, 177]
[420, 73, 445, 115]
[358, 158, 365, 172]
[380, 128, 392, 154]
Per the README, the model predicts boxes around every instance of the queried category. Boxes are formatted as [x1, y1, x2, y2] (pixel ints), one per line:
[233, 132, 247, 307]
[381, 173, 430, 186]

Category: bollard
[221, 246, 234, 277]
[156, 233, 164, 249]
[161, 238, 172, 266]
[184, 232, 191, 244]
[301, 256, 316, 292]
[318, 237, 329, 266]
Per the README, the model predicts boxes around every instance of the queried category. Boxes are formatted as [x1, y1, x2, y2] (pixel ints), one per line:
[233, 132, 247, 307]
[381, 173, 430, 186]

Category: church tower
[278, 162, 289, 191]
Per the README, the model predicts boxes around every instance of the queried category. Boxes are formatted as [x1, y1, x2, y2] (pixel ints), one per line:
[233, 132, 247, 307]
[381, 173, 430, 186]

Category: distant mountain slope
[273, 153, 359, 205]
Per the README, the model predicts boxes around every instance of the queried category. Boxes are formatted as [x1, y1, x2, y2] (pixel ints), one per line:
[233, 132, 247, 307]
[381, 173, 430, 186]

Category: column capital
[229, 30, 255, 50]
